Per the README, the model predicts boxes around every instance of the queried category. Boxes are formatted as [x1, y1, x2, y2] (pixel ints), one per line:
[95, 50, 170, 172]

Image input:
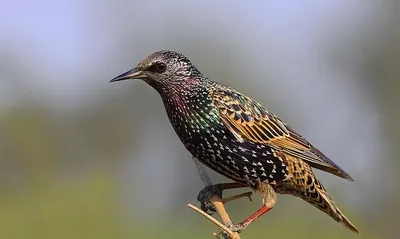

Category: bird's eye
[148, 62, 167, 73]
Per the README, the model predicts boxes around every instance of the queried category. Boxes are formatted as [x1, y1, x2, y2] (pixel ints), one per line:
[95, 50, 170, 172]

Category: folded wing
[211, 88, 353, 181]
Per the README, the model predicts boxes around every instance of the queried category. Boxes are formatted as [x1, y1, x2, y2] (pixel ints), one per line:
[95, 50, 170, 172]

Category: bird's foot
[197, 183, 252, 215]
[226, 222, 247, 233]
[221, 204, 271, 237]
[197, 184, 223, 215]
[219, 222, 247, 239]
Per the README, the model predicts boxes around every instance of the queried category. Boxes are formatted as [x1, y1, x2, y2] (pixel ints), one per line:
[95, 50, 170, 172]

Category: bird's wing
[211, 88, 353, 181]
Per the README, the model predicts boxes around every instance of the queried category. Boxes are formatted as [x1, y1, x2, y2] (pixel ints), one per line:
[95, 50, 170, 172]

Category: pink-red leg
[227, 205, 272, 232]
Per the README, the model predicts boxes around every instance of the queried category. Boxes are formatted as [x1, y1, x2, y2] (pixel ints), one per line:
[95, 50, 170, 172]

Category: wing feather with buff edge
[211, 88, 353, 181]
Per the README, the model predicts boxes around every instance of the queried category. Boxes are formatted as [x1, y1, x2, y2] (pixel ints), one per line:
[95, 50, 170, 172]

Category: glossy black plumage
[110, 50, 358, 233]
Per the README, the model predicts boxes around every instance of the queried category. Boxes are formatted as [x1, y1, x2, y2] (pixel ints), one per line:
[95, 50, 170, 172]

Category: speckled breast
[162, 94, 289, 187]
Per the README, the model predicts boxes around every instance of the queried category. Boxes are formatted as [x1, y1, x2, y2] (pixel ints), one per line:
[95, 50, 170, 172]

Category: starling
[110, 50, 359, 234]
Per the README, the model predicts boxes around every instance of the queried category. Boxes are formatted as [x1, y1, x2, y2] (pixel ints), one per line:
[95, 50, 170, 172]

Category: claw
[219, 230, 231, 239]
[197, 183, 250, 217]
[219, 223, 243, 239]
[197, 184, 223, 215]
[226, 222, 247, 233]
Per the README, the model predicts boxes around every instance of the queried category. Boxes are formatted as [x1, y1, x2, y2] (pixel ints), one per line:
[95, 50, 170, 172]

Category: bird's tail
[278, 154, 359, 233]
[304, 177, 359, 233]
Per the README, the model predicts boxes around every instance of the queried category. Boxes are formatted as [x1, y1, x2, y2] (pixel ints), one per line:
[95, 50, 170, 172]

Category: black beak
[109, 68, 145, 83]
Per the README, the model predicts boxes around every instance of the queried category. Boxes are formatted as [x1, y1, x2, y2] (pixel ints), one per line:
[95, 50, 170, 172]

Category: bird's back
[110, 49, 358, 233]
[160, 80, 353, 185]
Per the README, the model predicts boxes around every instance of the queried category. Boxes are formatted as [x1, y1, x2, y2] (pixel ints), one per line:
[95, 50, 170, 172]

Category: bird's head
[110, 50, 202, 90]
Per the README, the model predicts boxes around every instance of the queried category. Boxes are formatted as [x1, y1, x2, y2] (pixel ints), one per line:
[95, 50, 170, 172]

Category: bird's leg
[192, 157, 242, 238]
[225, 183, 277, 234]
[226, 205, 272, 233]
[197, 182, 248, 215]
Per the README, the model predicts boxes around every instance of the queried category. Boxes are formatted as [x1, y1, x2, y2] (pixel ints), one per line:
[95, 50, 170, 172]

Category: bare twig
[222, 192, 252, 204]
[191, 157, 241, 239]
[187, 203, 236, 239]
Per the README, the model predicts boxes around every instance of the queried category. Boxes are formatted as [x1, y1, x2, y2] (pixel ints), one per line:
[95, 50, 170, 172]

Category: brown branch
[191, 157, 241, 239]
[187, 203, 237, 239]
[222, 192, 252, 204]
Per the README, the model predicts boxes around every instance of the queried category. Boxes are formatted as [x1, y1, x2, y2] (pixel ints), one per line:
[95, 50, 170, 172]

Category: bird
[110, 50, 359, 234]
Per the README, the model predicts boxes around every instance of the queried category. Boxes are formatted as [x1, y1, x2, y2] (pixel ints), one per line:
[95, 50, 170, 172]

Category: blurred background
[1, 1, 399, 238]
